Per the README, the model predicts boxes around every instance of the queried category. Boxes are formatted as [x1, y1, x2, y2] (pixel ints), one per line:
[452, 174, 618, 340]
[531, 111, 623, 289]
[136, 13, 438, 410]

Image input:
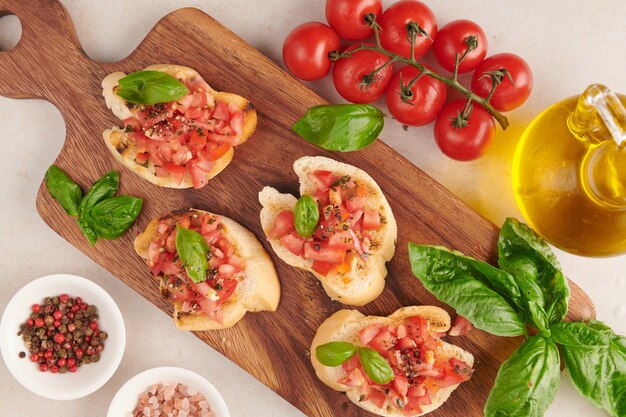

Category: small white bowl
[0, 273, 125, 400]
[108, 366, 230, 417]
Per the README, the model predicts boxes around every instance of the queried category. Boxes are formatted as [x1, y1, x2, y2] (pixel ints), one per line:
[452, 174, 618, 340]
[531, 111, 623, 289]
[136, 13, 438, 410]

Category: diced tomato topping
[403, 398, 424, 416]
[164, 162, 186, 185]
[359, 325, 382, 346]
[368, 329, 395, 356]
[189, 162, 210, 189]
[448, 315, 474, 337]
[311, 260, 334, 276]
[328, 230, 354, 250]
[202, 142, 231, 161]
[393, 374, 409, 397]
[329, 186, 342, 206]
[280, 231, 306, 256]
[338, 367, 366, 387]
[365, 387, 387, 409]
[308, 170, 337, 192]
[189, 130, 207, 152]
[230, 111, 244, 136]
[304, 242, 346, 264]
[206, 132, 240, 146]
[135, 152, 149, 165]
[363, 209, 381, 230]
[270, 211, 295, 239]
[213, 101, 230, 121]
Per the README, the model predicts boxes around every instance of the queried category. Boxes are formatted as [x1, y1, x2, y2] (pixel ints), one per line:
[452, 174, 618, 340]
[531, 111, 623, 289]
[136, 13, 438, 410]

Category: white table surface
[0, 1, 624, 416]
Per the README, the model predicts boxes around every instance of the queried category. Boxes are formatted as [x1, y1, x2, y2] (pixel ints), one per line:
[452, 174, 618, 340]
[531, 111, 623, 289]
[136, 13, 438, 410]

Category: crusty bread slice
[259, 156, 397, 306]
[102, 64, 257, 188]
[311, 306, 474, 417]
[134, 209, 280, 330]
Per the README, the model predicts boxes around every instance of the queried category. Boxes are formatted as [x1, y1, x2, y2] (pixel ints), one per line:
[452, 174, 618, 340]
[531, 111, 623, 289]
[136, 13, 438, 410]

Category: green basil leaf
[45, 165, 83, 216]
[485, 336, 560, 417]
[316, 342, 356, 367]
[117, 70, 190, 105]
[551, 321, 626, 417]
[79, 171, 119, 217]
[78, 217, 98, 245]
[498, 218, 570, 325]
[294, 195, 319, 238]
[89, 196, 143, 239]
[292, 104, 384, 152]
[357, 347, 394, 384]
[175, 225, 210, 284]
[408, 244, 526, 337]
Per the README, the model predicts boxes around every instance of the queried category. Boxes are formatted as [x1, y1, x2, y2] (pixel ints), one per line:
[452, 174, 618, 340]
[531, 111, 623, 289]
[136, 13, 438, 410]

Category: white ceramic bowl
[0, 273, 126, 400]
[108, 366, 230, 417]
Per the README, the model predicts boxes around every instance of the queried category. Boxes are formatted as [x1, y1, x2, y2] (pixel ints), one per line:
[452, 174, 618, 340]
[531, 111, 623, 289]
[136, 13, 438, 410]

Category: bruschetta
[311, 306, 474, 416]
[259, 156, 397, 306]
[134, 209, 280, 330]
[102, 64, 257, 189]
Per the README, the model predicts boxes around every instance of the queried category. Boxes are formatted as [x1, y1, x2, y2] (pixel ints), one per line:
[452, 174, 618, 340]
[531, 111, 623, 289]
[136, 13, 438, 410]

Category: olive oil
[513, 86, 626, 256]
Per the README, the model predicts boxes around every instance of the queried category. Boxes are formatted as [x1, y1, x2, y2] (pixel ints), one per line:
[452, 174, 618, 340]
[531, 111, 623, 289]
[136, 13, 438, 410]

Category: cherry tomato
[325, 0, 382, 40]
[332, 45, 393, 103]
[433, 19, 487, 74]
[471, 53, 533, 112]
[282, 22, 340, 81]
[379, 0, 437, 60]
[386, 65, 447, 126]
[434, 99, 496, 161]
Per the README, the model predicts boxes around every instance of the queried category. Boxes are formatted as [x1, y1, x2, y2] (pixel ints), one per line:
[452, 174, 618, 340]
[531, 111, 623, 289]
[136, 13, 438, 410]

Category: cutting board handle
[0, 0, 94, 102]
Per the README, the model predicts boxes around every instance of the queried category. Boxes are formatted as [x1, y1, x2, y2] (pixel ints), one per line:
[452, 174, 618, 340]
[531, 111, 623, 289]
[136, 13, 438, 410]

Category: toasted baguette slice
[102, 64, 257, 188]
[134, 209, 280, 330]
[311, 306, 474, 417]
[259, 156, 397, 306]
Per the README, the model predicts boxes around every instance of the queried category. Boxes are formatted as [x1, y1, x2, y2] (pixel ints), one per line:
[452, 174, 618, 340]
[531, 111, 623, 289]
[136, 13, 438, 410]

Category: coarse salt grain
[129, 382, 216, 417]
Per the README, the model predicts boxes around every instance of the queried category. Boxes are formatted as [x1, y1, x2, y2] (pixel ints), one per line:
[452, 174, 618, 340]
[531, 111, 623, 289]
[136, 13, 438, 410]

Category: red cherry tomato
[434, 99, 496, 161]
[282, 22, 340, 81]
[386, 65, 447, 126]
[332, 45, 393, 103]
[379, 0, 437, 60]
[325, 0, 382, 40]
[433, 19, 488, 74]
[471, 53, 533, 112]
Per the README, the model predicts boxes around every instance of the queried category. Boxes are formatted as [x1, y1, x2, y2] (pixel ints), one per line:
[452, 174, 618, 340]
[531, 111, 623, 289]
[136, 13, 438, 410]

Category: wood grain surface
[0, 1, 596, 416]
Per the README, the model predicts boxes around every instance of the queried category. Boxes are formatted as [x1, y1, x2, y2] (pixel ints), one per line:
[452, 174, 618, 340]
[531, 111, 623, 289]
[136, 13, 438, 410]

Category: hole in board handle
[0, 13, 22, 51]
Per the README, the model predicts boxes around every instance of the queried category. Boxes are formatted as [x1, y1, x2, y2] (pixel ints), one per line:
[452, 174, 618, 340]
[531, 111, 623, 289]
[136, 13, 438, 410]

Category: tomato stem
[337, 20, 510, 130]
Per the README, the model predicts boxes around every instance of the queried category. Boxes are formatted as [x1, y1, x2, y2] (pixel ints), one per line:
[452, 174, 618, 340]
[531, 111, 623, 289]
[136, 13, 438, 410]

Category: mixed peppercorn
[17, 294, 107, 373]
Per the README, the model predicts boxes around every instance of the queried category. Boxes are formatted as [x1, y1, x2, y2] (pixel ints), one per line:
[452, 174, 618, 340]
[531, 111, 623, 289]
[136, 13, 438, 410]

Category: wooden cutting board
[0, 1, 596, 416]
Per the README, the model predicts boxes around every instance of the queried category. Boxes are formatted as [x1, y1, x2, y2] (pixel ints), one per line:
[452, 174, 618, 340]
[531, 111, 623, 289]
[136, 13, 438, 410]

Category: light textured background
[0, 1, 625, 416]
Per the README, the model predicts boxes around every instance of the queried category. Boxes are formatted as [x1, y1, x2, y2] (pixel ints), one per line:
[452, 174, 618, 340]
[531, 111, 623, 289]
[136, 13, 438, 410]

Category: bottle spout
[568, 84, 626, 146]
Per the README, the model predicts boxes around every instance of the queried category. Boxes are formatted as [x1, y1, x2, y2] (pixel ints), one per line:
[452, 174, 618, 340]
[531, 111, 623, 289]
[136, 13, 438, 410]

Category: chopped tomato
[309, 170, 337, 192]
[338, 367, 366, 387]
[403, 398, 424, 416]
[213, 101, 230, 121]
[304, 242, 346, 264]
[407, 383, 427, 398]
[329, 186, 342, 206]
[280, 231, 306, 256]
[393, 374, 409, 397]
[448, 315, 474, 337]
[135, 152, 149, 165]
[270, 211, 295, 238]
[363, 209, 381, 230]
[365, 387, 387, 409]
[189, 162, 210, 189]
[359, 325, 382, 346]
[368, 329, 395, 355]
[164, 162, 186, 185]
[328, 230, 354, 249]
[311, 260, 334, 276]
[206, 132, 240, 146]
[202, 142, 231, 161]
[189, 130, 207, 152]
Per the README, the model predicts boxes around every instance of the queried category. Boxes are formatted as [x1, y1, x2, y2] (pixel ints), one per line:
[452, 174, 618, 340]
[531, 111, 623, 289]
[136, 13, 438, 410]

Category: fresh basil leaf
[175, 225, 210, 284]
[408, 244, 526, 337]
[89, 196, 143, 239]
[357, 347, 394, 384]
[485, 335, 560, 417]
[292, 104, 384, 152]
[316, 342, 356, 367]
[294, 195, 319, 238]
[117, 70, 190, 105]
[551, 321, 626, 417]
[498, 218, 570, 325]
[78, 217, 98, 245]
[45, 165, 83, 216]
[79, 171, 119, 217]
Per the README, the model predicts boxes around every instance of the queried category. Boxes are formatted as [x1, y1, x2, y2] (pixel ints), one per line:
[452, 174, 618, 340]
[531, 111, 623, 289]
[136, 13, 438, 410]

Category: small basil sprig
[45, 165, 83, 216]
[116, 70, 190, 105]
[316, 341, 393, 384]
[292, 104, 384, 152]
[294, 195, 319, 238]
[551, 321, 626, 416]
[175, 225, 210, 284]
[45, 166, 142, 245]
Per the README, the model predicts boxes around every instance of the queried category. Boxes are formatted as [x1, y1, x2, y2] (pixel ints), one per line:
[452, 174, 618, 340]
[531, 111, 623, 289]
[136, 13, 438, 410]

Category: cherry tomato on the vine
[332, 45, 394, 103]
[282, 22, 340, 81]
[434, 99, 496, 161]
[471, 53, 533, 112]
[433, 19, 488, 74]
[386, 65, 447, 126]
[326, 0, 382, 41]
[379, 0, 437, 60]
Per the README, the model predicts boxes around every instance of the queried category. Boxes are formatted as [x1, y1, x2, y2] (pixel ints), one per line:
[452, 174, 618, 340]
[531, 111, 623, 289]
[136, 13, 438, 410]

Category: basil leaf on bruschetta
[550, 321, 626, 417]
[175, 225, 210, 284]
[498, 217, 570, 325]
[356, 347, 394, 385]
[484, 336, 560, 417]
[294, 194, 319, 238]
[408, 244, 526, 337]
[45, 165, 83, 216]
[116, 70, 190, 105]
[90, 195, 143, 239]
[315, 342, 356, 367]
[292, 104, 383, 151]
